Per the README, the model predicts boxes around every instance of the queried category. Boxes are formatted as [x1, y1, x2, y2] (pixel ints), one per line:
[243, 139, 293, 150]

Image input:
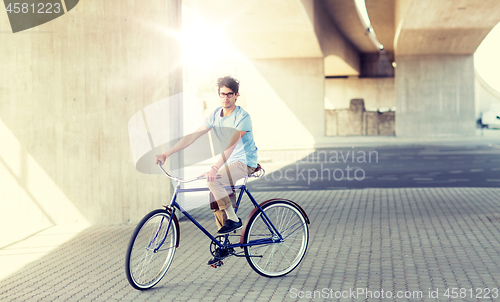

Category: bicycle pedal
[210, 260, 223, 268]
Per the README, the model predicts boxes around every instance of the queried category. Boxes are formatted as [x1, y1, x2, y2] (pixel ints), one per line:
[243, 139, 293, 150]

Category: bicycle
[125, 163, 310, 290]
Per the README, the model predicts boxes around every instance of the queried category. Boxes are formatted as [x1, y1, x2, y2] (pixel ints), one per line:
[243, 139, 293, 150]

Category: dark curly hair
[217, 76, 239, 94]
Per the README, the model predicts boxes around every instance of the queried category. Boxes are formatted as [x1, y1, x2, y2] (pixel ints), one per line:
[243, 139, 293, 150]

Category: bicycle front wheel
[125, 209, 178, 290]
[243, 200, 309, 277]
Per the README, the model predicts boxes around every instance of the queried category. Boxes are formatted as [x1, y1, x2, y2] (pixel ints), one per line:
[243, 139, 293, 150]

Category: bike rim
[246, 203, 308, 276]
[129, 213, 176, 288]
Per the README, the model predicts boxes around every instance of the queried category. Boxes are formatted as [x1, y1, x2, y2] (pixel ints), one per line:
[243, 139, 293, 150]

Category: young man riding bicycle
[156, 76, 258, 265]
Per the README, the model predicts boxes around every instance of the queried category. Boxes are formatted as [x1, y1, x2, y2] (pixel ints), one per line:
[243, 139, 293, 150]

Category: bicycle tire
[125, 209, 178, 290]
[243, 200, 309, 277]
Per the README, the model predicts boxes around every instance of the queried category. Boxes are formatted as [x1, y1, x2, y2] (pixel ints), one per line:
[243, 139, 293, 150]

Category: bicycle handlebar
[157, 161, 220, 183]
[157, 161, 265, 183]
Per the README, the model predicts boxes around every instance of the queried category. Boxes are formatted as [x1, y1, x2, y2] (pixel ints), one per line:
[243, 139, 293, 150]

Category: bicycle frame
[158, 165, 282, 251]
[169, 183, 282, 249]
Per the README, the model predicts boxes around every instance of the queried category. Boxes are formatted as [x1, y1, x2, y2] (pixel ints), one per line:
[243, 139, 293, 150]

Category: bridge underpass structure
[184, 0, 500, 143]
[1, 0, 500, 284]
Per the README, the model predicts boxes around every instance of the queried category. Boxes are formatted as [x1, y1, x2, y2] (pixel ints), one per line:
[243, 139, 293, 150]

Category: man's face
[219, 86, 239, 110]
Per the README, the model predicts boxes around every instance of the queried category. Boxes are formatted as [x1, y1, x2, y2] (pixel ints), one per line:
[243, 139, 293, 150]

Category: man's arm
[156, 124, 210, 164]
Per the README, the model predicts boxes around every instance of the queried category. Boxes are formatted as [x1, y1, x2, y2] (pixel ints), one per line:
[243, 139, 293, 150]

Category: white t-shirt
[204, 106, 258, 168]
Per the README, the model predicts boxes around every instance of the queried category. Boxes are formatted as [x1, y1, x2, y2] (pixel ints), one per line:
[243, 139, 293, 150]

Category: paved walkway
[1, 188, 500, 301]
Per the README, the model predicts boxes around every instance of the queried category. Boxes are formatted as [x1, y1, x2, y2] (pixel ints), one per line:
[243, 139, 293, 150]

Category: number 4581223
[6, 3, 61, 14]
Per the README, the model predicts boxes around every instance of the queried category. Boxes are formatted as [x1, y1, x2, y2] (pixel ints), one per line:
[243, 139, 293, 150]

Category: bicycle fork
[150, 207, 176, 253]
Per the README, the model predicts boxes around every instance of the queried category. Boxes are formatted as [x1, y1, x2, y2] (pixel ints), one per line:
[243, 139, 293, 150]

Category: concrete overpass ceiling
[324, 55, 360, 76]
[322, 0, 380, 53]
[183, 1, 392, 76]
[183, 0, 323, 59]
[395, 0, 500, 55]
[365, 0, 395, 53]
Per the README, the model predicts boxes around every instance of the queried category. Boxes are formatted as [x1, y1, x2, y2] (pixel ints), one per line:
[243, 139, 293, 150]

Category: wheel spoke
[281, 241, 299, 258]
[278, 245, 292, 266]
[282, 222, 305, 240]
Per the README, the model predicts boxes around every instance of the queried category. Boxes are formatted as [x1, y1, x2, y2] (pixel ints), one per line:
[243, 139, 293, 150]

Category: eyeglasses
[219, 92, 235, 98]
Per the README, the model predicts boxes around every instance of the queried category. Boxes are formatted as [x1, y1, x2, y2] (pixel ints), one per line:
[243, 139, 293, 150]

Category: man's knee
[206, 181, 215, 189]
[206, 180, 221, 191]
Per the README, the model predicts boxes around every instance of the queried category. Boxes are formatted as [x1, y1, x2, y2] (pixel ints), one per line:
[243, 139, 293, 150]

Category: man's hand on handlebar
[156, 154, 166, 165]
[203, 168, 218, 182]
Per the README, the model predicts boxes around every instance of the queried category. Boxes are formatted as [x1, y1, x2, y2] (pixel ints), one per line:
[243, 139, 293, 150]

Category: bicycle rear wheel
[125, 209, 178, 290]
[243, 200, 309, 277]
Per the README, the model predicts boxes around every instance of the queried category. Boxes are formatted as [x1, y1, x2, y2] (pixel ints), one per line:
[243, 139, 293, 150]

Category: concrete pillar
[0, 0, 183, 247]
[395, 55, 475, 137]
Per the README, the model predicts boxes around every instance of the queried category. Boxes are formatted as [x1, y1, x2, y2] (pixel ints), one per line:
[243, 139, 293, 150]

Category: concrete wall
[360, 51, 395, 78]
[325, 77, 396, 110]
[326, 111, 395, 136]
[0, 0, 180, 246]
[326, 99, 395, 136]
[396, 55, 476, 137]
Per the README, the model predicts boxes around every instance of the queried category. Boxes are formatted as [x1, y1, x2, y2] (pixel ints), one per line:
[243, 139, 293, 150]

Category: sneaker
[217, 218, 242, 234]
[207, 248, 229, 265]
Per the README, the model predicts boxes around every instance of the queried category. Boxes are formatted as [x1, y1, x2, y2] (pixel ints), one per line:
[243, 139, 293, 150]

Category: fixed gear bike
[125, 163, 310, 290]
